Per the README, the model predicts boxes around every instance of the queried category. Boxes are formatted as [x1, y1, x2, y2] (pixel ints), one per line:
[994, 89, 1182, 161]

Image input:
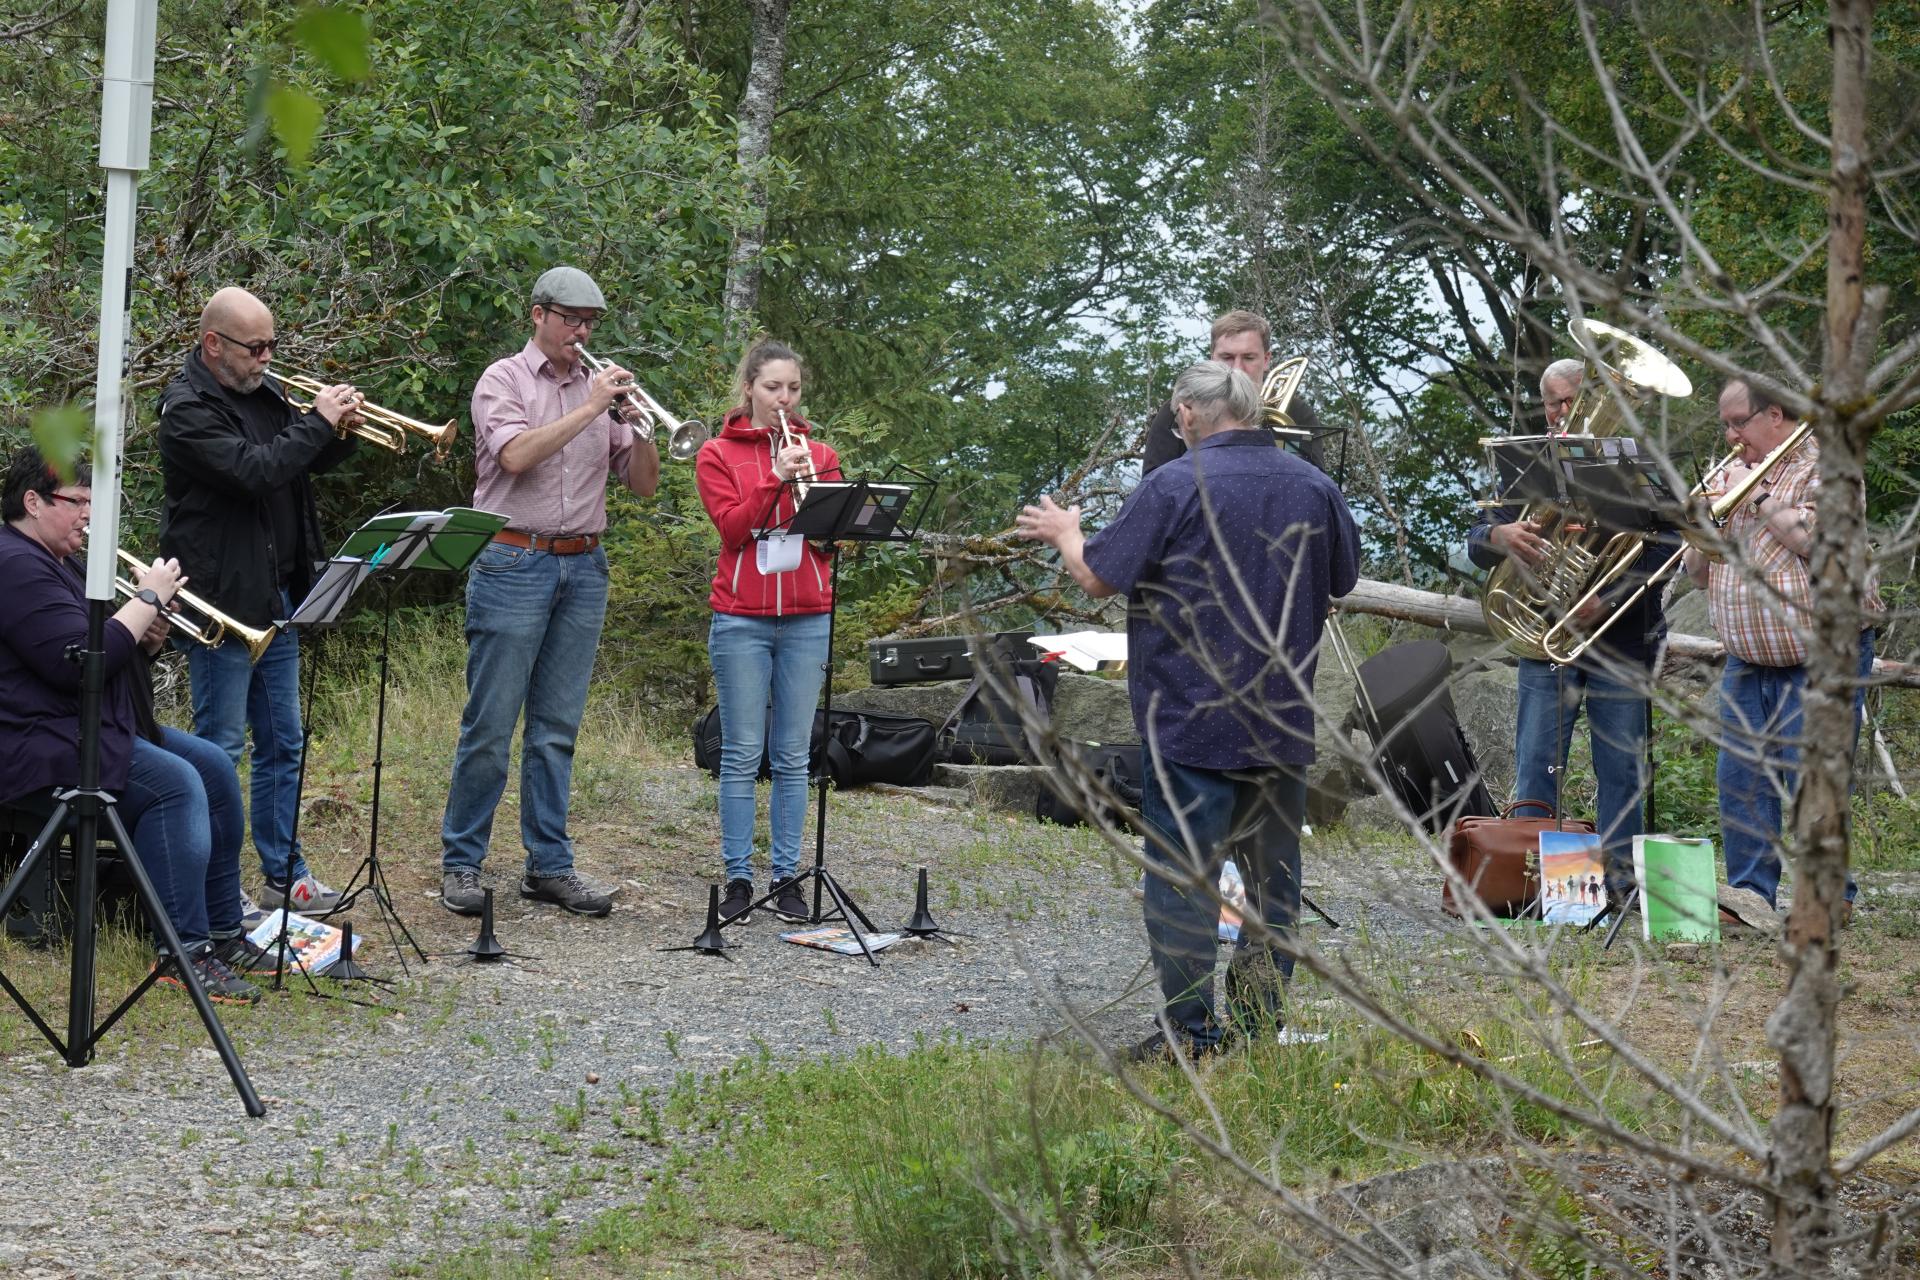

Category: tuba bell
[1480, 321, 1693, 663]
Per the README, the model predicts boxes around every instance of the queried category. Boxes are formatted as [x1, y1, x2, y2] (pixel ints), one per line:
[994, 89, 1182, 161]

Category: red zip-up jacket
[695, 408, 843, 616]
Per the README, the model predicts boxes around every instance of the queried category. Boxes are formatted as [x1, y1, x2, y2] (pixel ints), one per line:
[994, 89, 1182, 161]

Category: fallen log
[1336, 577, 1918, 689]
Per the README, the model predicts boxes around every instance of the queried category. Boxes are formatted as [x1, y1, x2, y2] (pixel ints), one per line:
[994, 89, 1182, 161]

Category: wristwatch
[134, 587, 163, 609]
[1752, 489, 1772, 514]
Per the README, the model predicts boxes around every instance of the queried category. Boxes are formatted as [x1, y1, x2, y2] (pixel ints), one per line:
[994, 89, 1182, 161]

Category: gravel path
[0, 770, 1439, 1279]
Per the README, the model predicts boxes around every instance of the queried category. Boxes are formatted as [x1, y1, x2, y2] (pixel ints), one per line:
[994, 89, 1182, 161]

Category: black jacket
[157, 350, 357, 627]
[1139, 394, 1328, 480]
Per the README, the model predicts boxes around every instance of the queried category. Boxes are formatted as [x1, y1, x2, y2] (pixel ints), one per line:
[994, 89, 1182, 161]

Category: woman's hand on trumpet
[134, 555, 186, 607]
[773, 441, 813, 482]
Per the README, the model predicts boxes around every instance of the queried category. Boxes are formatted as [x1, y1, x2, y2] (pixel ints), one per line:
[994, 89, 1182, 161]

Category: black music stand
[714, 476, 931, 966]
[287, 509, 506, 979]
[0, 601, 263, 1116]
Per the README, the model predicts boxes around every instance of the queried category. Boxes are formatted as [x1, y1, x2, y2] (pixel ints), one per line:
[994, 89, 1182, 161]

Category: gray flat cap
[531, 266, 606, 310]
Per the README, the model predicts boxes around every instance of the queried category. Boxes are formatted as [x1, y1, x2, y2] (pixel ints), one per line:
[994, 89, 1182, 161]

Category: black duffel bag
[692, 707, 936, 789]
[1033, 741, 1144, 829]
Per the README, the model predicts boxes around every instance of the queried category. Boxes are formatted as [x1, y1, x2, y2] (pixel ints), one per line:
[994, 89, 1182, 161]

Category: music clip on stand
[710, 472, 936, 967]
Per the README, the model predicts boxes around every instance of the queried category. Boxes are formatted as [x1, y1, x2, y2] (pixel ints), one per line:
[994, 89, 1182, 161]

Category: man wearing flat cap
[439, 267, 660, 919]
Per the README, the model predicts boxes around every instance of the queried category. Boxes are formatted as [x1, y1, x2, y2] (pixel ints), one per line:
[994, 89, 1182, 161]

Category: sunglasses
[213, 330, 279, 357]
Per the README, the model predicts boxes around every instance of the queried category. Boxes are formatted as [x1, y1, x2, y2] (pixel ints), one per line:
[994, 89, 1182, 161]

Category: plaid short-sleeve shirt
[1707, 436, 1882, 667]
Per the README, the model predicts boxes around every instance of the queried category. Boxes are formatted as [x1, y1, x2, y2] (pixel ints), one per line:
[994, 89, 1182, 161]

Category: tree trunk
[722, 0, 791, 350]
[1767, 0, 1877, 1271]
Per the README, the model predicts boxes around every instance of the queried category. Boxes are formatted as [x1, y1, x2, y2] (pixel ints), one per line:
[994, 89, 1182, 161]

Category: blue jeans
[1514, 657, 1648, 896]
[442, 543, 609, 878]
[1140, 757, 1304, 1049]
[121, 728, 246, 953]
[1718, 630, 1874, 907]
[187, 589, 307, 886]
[708, 611, 831, 884]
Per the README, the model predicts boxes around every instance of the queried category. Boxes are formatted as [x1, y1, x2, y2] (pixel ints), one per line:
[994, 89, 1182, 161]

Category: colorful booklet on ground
[1537, 830, 1607, 925]
[246, 909, 357, 975]
[780, 926, 905, 956]
[1632, 835, 1721, 943]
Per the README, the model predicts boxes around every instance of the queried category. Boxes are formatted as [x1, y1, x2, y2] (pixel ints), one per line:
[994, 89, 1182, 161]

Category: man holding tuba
[1467, 358, 1669, 901]
[1139, 310, 1327, 480]
[1682, 377, 1882, 915]
[159, 286, 362, 918]
[437, 267, 658, 921]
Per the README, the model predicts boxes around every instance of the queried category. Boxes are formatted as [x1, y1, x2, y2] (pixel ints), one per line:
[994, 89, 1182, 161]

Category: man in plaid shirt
[1683, 376, 1882, 909]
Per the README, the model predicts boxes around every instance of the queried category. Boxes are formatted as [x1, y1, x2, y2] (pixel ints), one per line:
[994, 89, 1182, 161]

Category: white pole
[88, 0, 158, 602]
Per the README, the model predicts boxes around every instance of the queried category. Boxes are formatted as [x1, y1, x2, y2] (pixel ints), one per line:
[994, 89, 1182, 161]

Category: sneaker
[519, 870, 612, 917]
[719, 878, 754, 925]
[153, 948, 261, 1006]
[237, 888, 269, 930]
[770, 877, 809, 923]
[212, 933, 279, 975]
[258, 872, 345, 917]
[1124, 1027, 1227, 1065]
[442, 867, 486, 917]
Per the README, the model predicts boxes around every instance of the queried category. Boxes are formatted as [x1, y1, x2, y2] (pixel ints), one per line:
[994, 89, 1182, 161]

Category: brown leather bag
[1442, 801, 1598, 918]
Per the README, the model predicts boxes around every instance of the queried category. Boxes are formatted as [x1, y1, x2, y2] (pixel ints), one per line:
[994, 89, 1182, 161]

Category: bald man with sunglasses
[157, 286, 362, 919]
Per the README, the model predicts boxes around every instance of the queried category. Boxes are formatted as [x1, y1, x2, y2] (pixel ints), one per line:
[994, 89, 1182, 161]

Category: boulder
[833, 679, 968, 726]
[1049, 673, 1136, 743]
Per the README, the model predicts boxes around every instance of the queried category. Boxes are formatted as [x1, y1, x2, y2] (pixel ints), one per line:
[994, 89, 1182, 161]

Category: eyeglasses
[213, 331, 279, 357]
[540, 307, 600, 331]
[41, 491, 91, 509]
[1725, 405, 1772, 432]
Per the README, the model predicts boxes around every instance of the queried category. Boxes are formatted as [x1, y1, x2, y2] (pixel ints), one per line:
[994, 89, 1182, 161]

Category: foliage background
[1, 0, 1913, 718]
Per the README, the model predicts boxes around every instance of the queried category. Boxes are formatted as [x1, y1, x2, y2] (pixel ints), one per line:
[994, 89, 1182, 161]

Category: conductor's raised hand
[1015, 495, 1082, 550]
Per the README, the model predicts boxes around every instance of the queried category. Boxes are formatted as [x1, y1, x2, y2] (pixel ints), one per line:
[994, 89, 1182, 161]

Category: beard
[233, 367, 267, 393]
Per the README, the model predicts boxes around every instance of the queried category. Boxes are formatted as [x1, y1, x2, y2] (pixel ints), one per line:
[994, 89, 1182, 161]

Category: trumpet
[274, 366, 459, 460]
[570, 343, 710, 461]
[114, 549, 278, 664]
[775, 408, 817, 505]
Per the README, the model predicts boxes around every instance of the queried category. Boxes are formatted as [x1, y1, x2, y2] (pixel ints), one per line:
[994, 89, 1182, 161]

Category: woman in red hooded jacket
[694, 339, 842, 926]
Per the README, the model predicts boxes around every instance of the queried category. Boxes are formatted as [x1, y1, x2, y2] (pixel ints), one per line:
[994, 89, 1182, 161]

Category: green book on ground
[1632, 835, 1720, 943]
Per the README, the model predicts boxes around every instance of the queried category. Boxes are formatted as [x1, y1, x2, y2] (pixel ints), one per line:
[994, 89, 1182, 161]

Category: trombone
[114, 549, 278, 663]
[570, 342, 711, 461]
[274, 366, 460, 460]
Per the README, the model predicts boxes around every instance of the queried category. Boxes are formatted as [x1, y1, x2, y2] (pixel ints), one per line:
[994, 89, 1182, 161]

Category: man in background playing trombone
[1467, 357, 1668, 901]
[438, 267, 659, 920]
[159, 286, 362, 918]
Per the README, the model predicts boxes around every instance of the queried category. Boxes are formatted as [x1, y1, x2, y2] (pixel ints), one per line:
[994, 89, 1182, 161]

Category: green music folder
[1632, 835, 1720, 943]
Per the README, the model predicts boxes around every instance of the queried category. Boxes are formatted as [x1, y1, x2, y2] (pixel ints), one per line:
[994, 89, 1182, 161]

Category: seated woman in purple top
[0, 446, 262, 1005]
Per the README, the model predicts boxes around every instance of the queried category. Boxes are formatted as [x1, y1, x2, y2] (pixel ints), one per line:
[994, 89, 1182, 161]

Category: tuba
[1260, 356, 1314, 440]
[1480, 321, 1693, 663]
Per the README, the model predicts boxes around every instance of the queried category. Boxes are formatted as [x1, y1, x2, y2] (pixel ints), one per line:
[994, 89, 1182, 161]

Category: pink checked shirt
[469, 341, 635, 536]
[1707, 436, 1882, 667]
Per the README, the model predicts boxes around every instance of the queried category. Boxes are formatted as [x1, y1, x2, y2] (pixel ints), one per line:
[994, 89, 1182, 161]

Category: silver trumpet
[570, 342, 710, 460]
[775, 407, 820, 506]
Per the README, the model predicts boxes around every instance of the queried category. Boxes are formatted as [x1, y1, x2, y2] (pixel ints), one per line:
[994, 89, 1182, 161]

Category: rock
[1048, 674, 1134, 744]
[833, 680, 966, 726]
[932, 764, 1047, 815]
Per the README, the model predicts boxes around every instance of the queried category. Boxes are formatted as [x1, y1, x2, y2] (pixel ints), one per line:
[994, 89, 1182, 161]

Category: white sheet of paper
[756, 532, 804, 575]
[1028, 631, 1128, 671]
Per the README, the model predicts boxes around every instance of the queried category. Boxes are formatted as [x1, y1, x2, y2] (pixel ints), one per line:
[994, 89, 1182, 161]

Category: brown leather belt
[492, 529, 601, 555]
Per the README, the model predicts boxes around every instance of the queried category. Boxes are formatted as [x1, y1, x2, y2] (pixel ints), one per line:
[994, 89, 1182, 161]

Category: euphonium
[1535, 421, 1815, 664]
[113, 549, 278, 663]
[570, 342, 710, 461]
[1260, 356, 1314, 440]
[1480, 322, 1693, 663]
[274, 366, 459, 460]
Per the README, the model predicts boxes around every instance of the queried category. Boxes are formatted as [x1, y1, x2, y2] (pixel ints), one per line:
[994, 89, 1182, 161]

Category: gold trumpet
[114, 549, 278, 664]
[570, 343, 711, 461]
[274, 366, 459, 460]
